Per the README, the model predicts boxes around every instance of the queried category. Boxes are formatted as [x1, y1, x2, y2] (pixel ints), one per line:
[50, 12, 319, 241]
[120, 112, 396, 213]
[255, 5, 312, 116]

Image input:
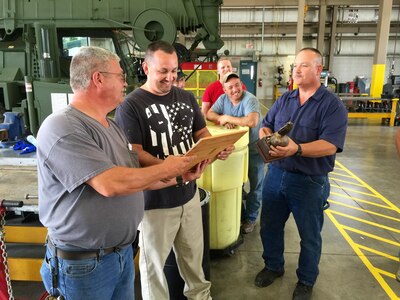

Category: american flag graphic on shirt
[145, 100, 194, 158]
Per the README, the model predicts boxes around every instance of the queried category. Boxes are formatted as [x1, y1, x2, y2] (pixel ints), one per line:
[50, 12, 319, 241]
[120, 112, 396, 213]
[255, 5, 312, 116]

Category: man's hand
[223, 123, 237, 129]
[217, 145, 235, 160]
[182, 159, 210, 182]
[162, 155, 197, 179]
[259, 127, 273, 139]
[218, 115, 231, 126]
[268, 137, 297, 157]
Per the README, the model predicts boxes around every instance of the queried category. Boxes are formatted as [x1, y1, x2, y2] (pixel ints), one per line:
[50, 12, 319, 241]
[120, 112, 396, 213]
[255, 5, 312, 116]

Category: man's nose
[167, 72, 176, 82]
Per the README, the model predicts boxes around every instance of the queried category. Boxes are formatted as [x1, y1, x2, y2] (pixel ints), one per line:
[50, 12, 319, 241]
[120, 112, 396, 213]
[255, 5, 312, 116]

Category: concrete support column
[317, 0, 327, 55]
[370, 0, 393, 97]
[328, 6, 338, 71]
[296, 0, 305, 53]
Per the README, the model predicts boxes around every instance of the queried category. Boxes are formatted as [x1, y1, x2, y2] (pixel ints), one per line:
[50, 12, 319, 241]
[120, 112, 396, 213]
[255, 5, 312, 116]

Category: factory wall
[214, 38, 400, 100]
[208, 6, 400, 100]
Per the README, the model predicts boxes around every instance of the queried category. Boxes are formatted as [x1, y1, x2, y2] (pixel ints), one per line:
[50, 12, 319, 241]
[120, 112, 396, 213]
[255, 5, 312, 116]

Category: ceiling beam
[220, 22, 400, 35]
[222, 0, 400, 7]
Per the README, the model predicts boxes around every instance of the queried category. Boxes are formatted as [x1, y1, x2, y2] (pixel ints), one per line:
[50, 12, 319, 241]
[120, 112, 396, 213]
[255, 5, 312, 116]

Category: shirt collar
[288, 84, 326, 103]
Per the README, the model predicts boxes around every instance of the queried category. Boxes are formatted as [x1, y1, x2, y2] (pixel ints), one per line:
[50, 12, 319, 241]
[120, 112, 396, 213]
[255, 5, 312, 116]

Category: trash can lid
[199, 188, 210, 206]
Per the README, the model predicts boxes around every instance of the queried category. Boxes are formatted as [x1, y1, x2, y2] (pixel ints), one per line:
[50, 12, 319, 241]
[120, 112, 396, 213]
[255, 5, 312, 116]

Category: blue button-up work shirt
[261, 85, 348, 176]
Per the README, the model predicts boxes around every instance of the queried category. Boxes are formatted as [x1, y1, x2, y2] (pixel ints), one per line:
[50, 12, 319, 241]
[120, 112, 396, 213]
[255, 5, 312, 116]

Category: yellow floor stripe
[356, 244, 399, 261]
[328, 199, 400, 222]
[328, 161, 400, 298]
[328, 210, 400, 233]
[341, 225, 400, 247]
[330, 184, 381, 198]
[331, 166, 345, 170]
[375, 268, 397, 280]
[259, 103, 269, 116]
[325, 210, 399, 299]
[329, 192, 396, 211]
[335, 161, 400, 212]
[330, 171, 353, 178]
[330, 177, 366, 187]
[330, 177, 365, 187]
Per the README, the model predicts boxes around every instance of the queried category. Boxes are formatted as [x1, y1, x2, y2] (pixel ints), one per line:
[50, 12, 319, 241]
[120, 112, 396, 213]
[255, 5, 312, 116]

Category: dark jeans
[242, 144, 265, 222]
[260, 164, 330, 286]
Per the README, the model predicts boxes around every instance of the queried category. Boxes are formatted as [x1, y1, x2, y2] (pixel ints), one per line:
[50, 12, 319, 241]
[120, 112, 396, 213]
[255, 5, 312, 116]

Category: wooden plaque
[255, 137, 285, 163]
[184, 129, 247, 170]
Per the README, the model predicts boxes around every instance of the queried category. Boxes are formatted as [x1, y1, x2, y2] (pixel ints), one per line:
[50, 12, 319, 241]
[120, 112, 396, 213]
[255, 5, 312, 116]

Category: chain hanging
[0, 208, 14, 300]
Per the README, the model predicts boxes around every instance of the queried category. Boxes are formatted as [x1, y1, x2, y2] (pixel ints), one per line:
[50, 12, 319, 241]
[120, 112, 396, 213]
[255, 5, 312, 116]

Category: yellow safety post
[370, 64, 385, 98]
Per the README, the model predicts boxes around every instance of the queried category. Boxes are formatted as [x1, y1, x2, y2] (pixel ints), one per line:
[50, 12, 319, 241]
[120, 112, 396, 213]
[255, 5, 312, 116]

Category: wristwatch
[295, 144, 302, 157]
[176, 175, 184, 187]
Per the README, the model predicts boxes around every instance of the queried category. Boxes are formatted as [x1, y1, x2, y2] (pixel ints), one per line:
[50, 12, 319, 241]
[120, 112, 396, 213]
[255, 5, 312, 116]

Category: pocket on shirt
[295, 117, 319, 142]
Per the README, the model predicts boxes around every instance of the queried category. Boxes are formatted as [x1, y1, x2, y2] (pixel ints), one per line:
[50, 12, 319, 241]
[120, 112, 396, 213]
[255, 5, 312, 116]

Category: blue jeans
[260, 164, 330, 286]
[40, 245, 134, 300]
[242, 144, 265, 222]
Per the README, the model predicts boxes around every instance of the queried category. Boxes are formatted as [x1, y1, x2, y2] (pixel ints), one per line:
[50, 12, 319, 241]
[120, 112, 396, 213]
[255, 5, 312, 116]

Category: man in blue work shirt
[255, 47, 348, 300]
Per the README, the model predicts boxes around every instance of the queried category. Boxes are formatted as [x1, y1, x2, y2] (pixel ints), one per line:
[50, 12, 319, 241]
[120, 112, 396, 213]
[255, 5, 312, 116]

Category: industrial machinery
[382, 75, 400, 99]
[320, 69, 337, 93]
[0, 0, 224, 136]
[273, 65, 286, 101]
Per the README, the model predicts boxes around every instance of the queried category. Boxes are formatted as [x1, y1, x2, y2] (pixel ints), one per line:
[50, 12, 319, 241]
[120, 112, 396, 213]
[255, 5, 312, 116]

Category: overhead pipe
[261, 7, 265, 53]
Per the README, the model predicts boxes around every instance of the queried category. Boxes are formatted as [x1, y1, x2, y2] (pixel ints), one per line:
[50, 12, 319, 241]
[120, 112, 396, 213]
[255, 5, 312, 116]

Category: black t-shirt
[115, 86, 206, 210]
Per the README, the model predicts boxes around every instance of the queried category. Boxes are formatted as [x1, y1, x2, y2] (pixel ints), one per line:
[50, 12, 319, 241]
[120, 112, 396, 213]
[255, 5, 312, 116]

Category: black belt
[47, 241, 119, 260]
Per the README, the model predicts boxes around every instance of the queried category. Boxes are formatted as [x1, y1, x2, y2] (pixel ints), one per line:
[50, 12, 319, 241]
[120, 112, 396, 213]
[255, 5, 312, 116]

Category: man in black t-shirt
[115, 41, 233, 300]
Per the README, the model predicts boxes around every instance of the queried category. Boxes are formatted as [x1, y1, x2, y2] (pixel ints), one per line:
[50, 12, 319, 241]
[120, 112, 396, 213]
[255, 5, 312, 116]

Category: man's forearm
[206, 110, 220, 123]
[131, 144, 163, 167]
[299, 140, 337, 157]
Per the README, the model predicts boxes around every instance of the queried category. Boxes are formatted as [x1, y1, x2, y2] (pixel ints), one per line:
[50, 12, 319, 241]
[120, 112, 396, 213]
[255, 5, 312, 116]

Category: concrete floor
[1, 118, 400, 300]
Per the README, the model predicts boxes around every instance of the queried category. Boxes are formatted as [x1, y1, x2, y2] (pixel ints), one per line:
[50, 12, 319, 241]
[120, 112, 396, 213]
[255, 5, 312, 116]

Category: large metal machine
[382, 75, 400, 99]
[0, 0, 224, 136]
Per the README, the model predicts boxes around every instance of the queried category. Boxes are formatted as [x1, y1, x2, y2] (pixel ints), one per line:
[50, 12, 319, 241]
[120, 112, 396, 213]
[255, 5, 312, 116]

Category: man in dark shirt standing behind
[255, 48, 348, 300]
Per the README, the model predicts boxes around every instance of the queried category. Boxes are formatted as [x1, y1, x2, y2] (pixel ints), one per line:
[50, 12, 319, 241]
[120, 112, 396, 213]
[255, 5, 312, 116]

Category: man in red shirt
[201, 57, 246, 116]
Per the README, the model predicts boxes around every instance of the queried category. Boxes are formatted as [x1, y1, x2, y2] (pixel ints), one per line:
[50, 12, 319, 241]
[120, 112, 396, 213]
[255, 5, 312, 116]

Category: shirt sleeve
[243, 94, 260, 116]
[45, 132, 115, 193]
[202, 85, 212, 103]
[261, 100, 278, 130]
[211, 95, 224, 114]
[319, 97, 348, 152]
[115, 96, 143, 145]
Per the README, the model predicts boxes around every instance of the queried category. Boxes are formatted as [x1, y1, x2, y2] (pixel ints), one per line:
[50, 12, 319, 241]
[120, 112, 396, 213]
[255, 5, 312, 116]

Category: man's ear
[142, 61, 149, 75]
[92, 71, 103, 87]
[317, 64, 324, 74]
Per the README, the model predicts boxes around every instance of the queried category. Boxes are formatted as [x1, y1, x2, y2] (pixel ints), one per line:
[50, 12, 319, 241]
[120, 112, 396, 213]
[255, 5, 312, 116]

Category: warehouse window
[62, 37, 116, 57]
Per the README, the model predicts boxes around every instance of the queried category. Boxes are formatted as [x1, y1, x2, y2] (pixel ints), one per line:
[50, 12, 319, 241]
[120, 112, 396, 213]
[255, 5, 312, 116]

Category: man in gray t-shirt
[37, 46, 201, 300]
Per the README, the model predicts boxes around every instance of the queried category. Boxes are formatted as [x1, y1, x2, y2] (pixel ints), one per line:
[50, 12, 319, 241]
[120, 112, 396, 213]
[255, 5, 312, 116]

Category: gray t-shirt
[37, 106, 144, 250]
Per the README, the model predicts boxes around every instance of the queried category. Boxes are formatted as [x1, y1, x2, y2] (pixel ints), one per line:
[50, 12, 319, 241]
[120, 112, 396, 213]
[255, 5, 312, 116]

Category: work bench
[339, 95, 399, 126]
[0, 162, 44, 282]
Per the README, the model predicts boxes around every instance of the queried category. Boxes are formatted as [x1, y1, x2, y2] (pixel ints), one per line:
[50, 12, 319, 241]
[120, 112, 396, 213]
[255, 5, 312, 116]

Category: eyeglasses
[99, 71, 127, 82]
